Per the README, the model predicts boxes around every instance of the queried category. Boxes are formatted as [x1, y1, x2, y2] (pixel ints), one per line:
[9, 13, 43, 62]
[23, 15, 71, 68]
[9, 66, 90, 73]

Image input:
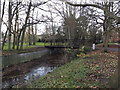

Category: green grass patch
[3, 42, 50, 50]
[36, 42, 51, 46]
[3, 42, 68, 51]
[3, 43, 33, 50]
[26, 59, 101, 88]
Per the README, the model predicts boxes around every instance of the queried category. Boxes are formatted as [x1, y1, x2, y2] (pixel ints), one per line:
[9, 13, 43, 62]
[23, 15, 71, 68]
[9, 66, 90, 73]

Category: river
[2, 52, 68, 88]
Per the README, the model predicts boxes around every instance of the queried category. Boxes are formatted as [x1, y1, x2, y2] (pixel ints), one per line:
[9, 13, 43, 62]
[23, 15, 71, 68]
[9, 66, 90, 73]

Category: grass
[3, 43, 31, 50]
[23, 50, 118, 88]
[35, 42, 51, 46]
[3, 42, 67, 51]
[26, 59, 101, 88]
[3, 42, 50, 50]
[2, 42, 68, 55]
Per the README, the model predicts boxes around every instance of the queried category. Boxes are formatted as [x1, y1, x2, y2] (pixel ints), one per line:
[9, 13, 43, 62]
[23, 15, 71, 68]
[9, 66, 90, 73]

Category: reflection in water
[3, 65, 56, 88]
[24, 66, 56, 81]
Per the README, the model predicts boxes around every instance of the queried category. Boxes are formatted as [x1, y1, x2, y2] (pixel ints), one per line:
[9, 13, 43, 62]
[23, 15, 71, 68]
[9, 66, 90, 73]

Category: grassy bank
[3, 42, 68, 51]
[3, 42, 50, 50]
[25, 50, 118, 88]
[2, 42, 68, 55]
[2, 42, 50, 55]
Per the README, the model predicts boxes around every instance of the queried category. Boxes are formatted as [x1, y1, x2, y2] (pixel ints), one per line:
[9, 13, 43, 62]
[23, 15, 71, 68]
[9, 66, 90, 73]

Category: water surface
[2, 53, 67, 88]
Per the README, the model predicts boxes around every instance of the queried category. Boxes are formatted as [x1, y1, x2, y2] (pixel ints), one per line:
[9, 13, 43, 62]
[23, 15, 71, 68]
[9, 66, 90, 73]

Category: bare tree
[1, 0, 50, 50]
[0, 0, 1, 50]
[28, 19, 32, 45]
[19, 1, 32, 49]
[66, 1, 120, 24]
[1, 0, 6, 50]
[65, 1, 119, 51]
[2, 1, 21, 50]
[19, 1, 49, 49]
[7, 0, 13, 50]
[12, 1, 20, 49]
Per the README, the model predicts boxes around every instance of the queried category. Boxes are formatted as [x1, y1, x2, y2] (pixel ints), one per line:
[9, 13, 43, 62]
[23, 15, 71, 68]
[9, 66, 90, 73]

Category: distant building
[109, 31, 120, 43]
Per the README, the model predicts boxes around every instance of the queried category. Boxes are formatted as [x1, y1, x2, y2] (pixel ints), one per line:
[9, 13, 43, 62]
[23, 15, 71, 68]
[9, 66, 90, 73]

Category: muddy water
[2, 53, 68, 88]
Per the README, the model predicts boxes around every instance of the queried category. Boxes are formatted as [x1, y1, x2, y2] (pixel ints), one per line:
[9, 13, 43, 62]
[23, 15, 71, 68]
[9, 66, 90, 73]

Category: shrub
[83, 46, 92, 54]
[65, 46, 92, 59]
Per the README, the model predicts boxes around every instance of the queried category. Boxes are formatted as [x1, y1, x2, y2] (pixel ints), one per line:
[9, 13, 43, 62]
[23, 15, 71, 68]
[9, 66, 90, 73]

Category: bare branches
[2, 0, 6, 19]
[32, 0, 50, 7]
[66, 1, 120, 24]
[21, 0, 50, 8]
[67, 2, 103, 9]
[11, 2, 22, 20]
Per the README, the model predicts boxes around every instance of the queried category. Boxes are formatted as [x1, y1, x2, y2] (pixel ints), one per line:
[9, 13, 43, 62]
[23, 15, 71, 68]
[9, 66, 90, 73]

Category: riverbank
[2, 48, 50, 68]
[1, 42, 65, 56]
[2, 46, 45, 56]
[3, 51, 69, 88]
[25, 50, 118, 88]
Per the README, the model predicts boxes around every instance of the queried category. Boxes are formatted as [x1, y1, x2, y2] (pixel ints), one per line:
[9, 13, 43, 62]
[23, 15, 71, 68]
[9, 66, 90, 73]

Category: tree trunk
[8, 31, 11, 50]
[34, 24, 37, 45]
[16, 30, 22, 50]
[2, 30, 8, 50]
[20, 29, 25, 49]
[32, 8, 36, 45]
[20, 2, 31, 49]
[32, 25, 36, 45]
[8, 0, 12, 50]
[0, 0, 1, 50]
[28, 19, 31, 46]
[13, 4, 19, 50]
[33, 34, 36, 45]
[103, 31, 109, 52]
[34, 12, 38, 45]
[31, 19, 35, 45]
[12, 34, 16, 49]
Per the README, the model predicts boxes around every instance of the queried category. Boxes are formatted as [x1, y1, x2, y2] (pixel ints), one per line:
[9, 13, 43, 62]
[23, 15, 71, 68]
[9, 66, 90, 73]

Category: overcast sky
[1, 0, 63, 35]
[1, 0, 117, 35]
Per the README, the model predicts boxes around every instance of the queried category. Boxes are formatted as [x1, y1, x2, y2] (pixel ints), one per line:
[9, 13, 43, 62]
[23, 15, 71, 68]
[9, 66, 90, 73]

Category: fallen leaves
[83, 50, 118, 87]
[27, 50, 118, 88]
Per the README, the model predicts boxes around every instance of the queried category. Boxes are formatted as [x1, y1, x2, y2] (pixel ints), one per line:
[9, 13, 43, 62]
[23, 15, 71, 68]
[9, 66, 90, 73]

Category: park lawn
[3, 42, 67, 51]
[3, 43, 32, 50]
[26, 50, 118, 88]
[3, 42, 49, 50]
[2, 42, 46, 55]
[35, 42, 51, 46]
[2, 42, 67, 55]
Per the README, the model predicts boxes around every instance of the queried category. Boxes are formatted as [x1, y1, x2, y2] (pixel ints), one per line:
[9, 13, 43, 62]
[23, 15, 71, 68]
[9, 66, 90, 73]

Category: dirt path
[96, 47, 120, 52]
[96, 44, 120, 52]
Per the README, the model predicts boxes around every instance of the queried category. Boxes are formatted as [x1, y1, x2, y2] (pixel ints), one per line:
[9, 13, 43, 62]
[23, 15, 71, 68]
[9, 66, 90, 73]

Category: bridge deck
[45, 46, 79, 49]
